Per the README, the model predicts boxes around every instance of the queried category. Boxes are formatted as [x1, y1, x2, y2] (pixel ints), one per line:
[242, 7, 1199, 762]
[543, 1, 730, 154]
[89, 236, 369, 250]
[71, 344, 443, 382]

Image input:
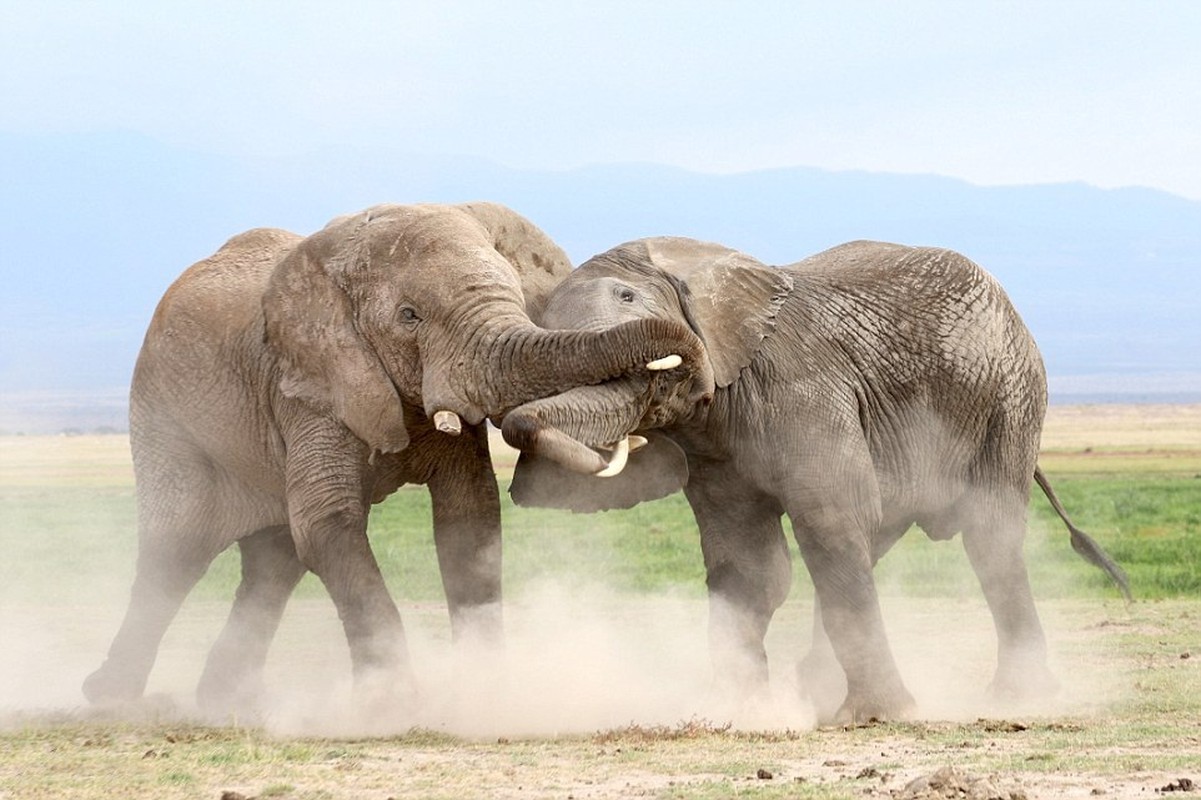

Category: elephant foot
[451, 647, 509, 718]
[347, 667, 422, 733]
[832, 682, 917, 726]
[987, 662, 1060, 705]
[706, 650, 772, 717]
[450, 602, 505, 655]
[82, 661, 148, 705]
[796, 650, 847, 724]
[196, 664, 267, 724]
[719, 666, 770, 698]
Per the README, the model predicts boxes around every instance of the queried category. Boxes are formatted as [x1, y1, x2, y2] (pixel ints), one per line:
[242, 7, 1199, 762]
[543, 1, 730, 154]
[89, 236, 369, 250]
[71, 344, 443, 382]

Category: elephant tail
[1034, 466, 1133, 602]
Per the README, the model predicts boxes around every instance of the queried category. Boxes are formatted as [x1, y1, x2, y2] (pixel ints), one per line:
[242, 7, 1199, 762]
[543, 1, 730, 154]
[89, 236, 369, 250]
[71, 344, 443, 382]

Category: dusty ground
[2, 595, 1197, 799]
[2, 404, 1199, 799]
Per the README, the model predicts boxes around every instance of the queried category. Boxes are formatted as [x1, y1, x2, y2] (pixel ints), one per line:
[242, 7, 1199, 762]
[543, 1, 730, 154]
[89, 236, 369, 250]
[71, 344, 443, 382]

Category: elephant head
[503, 236, 792, 508]
[261, 205, 710, 459]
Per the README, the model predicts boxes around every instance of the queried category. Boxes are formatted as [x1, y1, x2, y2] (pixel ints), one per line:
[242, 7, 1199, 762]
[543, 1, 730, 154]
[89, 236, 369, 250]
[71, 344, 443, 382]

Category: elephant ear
[457, 201, 574, 322]
[644, 238, 793, 388]
[262, 215, 410, 454]
[509, 432, 688, 513]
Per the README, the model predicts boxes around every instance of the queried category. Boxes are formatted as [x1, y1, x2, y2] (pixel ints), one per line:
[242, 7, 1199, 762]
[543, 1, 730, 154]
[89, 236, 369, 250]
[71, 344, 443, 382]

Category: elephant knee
[707, 562, 785, 624]
[289, 503, 369, 569]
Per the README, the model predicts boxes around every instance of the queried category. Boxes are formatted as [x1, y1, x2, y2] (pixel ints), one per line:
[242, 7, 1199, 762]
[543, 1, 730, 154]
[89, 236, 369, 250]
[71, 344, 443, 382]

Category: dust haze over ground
[0, 427, 1130, 740]
[0, 556, 1119, 740]
[4, 412, 1193, 800]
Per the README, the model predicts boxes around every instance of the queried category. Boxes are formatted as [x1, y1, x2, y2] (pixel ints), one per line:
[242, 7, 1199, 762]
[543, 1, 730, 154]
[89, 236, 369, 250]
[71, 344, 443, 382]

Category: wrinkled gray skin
[504, 237, 1129, 723]
[82, 205, 704, 716]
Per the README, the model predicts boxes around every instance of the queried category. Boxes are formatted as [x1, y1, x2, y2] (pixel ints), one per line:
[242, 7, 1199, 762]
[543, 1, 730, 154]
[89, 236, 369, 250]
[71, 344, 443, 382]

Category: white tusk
[595, 436, 631, 478]
[628, 435, 649, 452]
[433, 410, 462, 436]
[646, 354, 683, 371]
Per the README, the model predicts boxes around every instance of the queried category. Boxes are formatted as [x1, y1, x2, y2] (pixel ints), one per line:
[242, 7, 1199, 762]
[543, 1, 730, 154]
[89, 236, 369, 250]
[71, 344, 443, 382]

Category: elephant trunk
[501, 378, 653, 473]
[424, 317, 710, 425]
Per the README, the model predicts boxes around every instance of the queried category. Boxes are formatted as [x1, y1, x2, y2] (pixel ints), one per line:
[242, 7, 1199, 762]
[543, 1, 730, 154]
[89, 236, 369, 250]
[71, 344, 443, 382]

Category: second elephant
[503, 237, 1130, 723]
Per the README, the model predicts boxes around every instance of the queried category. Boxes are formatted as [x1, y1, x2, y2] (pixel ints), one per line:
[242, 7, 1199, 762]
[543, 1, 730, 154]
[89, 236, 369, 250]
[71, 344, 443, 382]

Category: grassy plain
[0, 404, 1198, 798]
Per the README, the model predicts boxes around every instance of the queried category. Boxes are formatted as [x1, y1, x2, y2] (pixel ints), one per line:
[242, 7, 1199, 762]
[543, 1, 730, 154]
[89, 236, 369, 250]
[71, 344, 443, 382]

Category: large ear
[262, 217, 409, 454]
[508, 431, 688, 512]
[456, 201, 574, 321]
[644, 238, 793, 388]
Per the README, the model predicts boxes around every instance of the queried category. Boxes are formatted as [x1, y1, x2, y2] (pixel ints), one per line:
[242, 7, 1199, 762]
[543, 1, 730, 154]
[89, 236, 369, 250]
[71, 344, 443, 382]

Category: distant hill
[2, 132, 1199, 432]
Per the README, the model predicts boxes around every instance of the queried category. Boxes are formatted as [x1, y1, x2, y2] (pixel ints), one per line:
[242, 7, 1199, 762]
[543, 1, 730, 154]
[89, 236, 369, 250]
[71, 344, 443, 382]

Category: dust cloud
[0, 428, 1123, 736]
[0, 563, 1121, 737]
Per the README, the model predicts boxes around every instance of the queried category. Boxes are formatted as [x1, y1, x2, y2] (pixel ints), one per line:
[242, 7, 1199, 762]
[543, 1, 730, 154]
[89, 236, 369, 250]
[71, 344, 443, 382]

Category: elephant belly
[875, 464, 975, 543]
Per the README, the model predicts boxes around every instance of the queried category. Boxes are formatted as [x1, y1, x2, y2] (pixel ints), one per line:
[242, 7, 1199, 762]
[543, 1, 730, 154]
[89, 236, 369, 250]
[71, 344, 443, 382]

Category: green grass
[1, 467, 1194, 606]
[1031, 474, 1201, 597]
[360, 471, 1198, 605]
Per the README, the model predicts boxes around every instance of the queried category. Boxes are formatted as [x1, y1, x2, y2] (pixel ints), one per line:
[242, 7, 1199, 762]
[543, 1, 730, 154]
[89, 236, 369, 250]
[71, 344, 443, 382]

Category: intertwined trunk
[425, 317, 707, 425]
[501, 377, 654, 475]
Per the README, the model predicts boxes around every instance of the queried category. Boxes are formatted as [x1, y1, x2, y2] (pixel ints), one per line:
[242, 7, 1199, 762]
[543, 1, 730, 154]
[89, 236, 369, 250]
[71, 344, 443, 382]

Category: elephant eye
[398, 306, 421, 323]
[615, 286, 637, 303]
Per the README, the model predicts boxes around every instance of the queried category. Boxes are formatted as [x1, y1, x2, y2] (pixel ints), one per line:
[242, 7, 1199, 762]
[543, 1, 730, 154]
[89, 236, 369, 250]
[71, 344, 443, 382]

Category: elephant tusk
[433, 410, 463, 436]
[628, 434, 649, 452]
[595, 436, 631, 478]
[646, 354, 683, 371]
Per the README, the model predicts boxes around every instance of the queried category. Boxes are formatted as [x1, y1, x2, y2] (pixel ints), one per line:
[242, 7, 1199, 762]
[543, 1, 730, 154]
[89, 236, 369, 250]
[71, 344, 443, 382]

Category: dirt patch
[894, 765, 1023, 799]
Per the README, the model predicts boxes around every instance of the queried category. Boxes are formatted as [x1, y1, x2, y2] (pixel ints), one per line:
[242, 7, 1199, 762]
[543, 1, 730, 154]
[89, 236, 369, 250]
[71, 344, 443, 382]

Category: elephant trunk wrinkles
[450, 317, 707, 421]
[501, 378, 653, 474]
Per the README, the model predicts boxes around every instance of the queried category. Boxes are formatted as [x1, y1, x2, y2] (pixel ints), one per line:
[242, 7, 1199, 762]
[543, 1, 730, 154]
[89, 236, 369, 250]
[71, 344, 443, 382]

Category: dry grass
[1041, 404, 1201, 450]
[0, 434, 134, 488]
[1039, 403, 1201, 475]
[4, 403, 1197, 486]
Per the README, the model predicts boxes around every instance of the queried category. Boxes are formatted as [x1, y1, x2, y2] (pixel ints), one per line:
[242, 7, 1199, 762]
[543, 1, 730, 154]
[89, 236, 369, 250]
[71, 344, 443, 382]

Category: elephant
[501, 236, 1130, 723]
[82, 204, 706, 716]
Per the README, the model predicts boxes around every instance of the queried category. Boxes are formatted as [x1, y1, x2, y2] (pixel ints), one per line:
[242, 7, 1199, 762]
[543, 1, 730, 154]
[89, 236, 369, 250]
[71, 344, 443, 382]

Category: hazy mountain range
[2, 132, 1199, 433]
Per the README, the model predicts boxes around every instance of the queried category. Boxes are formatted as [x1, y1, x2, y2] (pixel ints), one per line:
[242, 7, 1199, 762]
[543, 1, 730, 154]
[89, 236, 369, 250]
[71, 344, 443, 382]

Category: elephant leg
[83, 489, 225, 704]
[797, 519, 908, 720]
[961, 491, 1057, 700]
[796, 595, 846, 721]
[284, 442, 414, 705]
[427, 424, 503, 652]
[686, 469, 791, 702]
[196, 525, 307, 717]
[786, 462, 915, 723]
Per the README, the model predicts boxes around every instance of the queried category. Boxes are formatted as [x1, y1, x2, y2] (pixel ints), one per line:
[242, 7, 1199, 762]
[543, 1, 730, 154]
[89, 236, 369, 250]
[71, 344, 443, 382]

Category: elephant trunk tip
[500, 410, 540, 453]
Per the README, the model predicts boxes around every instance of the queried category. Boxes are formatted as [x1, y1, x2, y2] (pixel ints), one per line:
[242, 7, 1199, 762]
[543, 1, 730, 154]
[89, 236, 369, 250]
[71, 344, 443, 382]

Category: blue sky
[4, 1, 1200, 199]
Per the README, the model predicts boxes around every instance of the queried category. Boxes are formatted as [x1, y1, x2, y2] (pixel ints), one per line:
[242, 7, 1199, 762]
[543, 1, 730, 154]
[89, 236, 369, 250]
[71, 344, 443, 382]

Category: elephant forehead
[545, 274, 684, 333]
[365, 212, 485, 259]
[542, 277, 616, 328]
[356, 225, 520, 289]
[303, 206, 461, 270]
